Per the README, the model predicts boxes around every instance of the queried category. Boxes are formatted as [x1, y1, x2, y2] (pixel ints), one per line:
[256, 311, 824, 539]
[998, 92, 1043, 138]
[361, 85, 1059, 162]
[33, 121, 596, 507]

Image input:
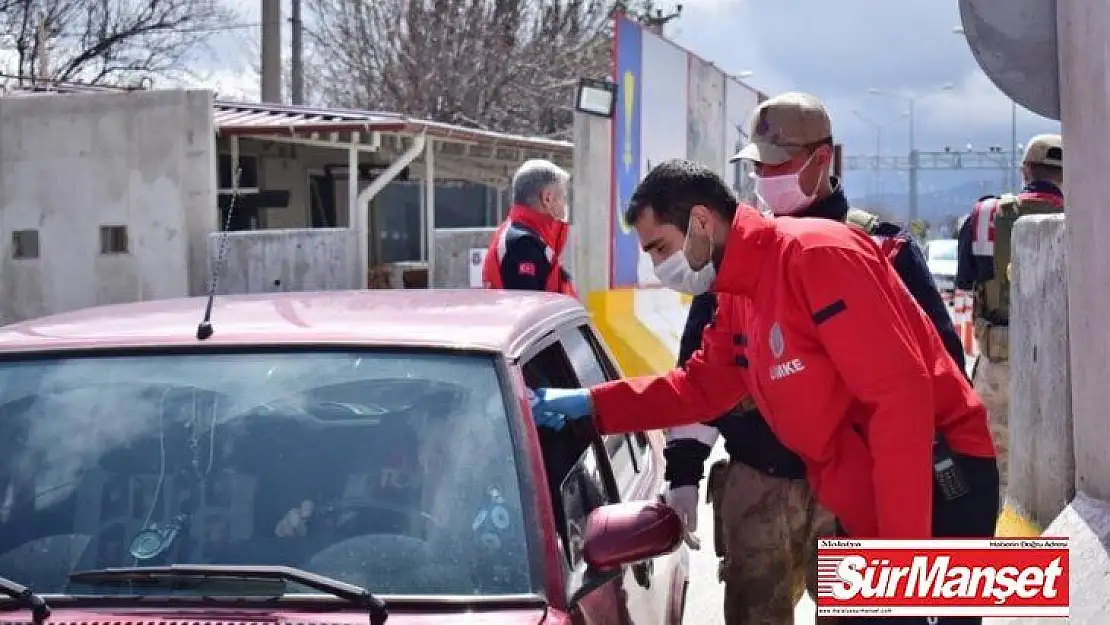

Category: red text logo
[816, 538, 1069, 618]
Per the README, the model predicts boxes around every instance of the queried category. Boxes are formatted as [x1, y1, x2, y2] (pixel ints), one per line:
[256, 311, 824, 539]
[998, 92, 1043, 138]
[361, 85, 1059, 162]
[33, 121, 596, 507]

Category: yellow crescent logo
[619, 70, 636, 235]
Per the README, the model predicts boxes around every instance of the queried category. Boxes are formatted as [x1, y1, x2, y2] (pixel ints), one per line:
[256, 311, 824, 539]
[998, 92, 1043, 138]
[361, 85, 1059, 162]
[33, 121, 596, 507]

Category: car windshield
[0, 350, 534, 598]
[929, 240, 958, 262]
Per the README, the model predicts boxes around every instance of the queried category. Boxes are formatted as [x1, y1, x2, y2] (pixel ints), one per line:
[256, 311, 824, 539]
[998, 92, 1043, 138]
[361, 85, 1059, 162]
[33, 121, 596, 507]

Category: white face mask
[750, 155, 818, 215]
[653, 250, 716, 295]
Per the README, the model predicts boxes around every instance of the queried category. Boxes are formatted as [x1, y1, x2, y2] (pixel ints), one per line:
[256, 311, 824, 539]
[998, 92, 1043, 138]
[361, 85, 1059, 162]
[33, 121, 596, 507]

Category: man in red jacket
[482, 159, 577, 297]
[530, 161, 998, 554]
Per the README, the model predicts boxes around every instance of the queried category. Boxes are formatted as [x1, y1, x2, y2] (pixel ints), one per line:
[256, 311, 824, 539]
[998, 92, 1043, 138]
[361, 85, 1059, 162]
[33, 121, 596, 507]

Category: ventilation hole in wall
[99, 225, 129, 254]
[11, 229, 39, 259]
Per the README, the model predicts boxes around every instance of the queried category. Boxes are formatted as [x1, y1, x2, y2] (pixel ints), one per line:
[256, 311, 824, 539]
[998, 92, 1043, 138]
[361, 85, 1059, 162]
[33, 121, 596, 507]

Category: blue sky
[191, 0, 1061, 202]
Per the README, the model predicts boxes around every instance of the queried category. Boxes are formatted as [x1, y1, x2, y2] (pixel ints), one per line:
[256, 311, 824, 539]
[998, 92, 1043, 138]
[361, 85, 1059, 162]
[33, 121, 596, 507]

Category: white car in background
[925, 238, 959, 292]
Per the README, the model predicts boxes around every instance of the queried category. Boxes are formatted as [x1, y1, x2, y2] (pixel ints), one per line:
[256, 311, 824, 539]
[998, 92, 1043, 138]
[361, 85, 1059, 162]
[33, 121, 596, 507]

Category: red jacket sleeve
[794, 245, 935, 538]
[590, 294, 750, 435]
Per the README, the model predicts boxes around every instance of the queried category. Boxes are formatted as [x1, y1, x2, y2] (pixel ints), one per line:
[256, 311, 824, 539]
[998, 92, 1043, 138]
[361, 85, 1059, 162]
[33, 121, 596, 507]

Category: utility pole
[291, 0, 304, 105]
[1009, 101, 1018, 191]
[260, 0, 282, 103]
[34, 17, 50, 85]
[907, 98, 917, 220]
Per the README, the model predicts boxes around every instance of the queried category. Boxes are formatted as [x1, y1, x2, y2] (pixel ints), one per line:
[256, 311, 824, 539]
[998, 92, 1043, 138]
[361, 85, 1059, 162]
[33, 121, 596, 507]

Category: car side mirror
[582, 499, 684, 572]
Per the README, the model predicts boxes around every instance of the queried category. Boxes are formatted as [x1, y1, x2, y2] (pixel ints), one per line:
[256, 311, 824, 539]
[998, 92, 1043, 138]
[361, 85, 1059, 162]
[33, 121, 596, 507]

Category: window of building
[372, 180, 500, 264]
[99, 226, 129, 255]
[11, 230, 39, 259]
[217, 154, 260, 192]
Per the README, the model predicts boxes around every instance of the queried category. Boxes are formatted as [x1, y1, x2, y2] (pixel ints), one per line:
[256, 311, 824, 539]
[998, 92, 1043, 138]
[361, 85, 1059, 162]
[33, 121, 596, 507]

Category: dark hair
[623, 159, 738, 230]
[1028, 163, 1063, 184]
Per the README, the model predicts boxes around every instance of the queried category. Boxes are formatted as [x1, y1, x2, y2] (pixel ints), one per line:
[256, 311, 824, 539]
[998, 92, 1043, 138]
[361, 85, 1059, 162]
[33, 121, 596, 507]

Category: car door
[557, 323, 687, 624]
[518, 335, 634, 624]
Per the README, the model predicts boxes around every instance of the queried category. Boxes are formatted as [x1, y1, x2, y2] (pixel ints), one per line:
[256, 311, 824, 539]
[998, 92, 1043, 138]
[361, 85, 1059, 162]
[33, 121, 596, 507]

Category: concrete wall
[0, 89, 216, 324]
[433, 227, 494, 288]
[570, 112, 614, 296]
[1057, 0, 1110, 503]
[1003, 215, 1073, 532]
[207, 228, 360, 294]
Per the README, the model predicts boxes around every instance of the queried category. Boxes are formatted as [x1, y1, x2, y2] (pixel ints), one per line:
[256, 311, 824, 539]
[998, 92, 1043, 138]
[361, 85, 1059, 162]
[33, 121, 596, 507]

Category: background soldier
[956, 134, 1064, 497]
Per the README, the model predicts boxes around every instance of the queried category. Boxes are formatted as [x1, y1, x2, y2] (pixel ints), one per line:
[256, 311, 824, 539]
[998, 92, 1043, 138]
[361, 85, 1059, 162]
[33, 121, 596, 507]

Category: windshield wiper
[0, 575, 50, 625]
[69, 565, 387, 625]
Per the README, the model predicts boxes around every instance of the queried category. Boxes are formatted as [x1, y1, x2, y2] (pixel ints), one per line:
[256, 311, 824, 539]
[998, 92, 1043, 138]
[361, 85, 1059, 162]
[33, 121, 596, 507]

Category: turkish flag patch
[517, 261, 536, 276]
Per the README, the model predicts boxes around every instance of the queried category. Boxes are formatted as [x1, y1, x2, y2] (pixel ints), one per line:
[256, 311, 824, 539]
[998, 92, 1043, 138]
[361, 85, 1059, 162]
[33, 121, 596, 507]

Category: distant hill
[847, 179, 1010, 237]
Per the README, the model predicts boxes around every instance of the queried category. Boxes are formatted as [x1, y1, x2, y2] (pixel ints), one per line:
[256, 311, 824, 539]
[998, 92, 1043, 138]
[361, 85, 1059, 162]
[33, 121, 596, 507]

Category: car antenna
[196, 167, 242, 341]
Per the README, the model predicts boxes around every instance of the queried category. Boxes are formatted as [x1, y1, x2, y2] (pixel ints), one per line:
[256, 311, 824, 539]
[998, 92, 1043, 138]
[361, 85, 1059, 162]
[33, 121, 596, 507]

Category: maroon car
[0, 290, 689, 624]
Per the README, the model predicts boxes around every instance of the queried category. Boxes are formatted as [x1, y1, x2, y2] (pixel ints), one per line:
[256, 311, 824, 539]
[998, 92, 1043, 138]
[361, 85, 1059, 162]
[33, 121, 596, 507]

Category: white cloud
[167, 67, 259, 101]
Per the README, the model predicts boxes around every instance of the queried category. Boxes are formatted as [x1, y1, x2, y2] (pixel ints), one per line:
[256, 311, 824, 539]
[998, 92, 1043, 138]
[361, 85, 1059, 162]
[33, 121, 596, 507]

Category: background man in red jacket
[481, 159, 576, 297]
[529, 160, 999, 625]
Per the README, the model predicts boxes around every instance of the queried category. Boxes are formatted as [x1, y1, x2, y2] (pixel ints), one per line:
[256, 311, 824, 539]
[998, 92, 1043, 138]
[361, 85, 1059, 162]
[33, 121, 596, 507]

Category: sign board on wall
[611, 13, 763, 288]
[611, 15, 644, 289]
[468, 248, 487, 288]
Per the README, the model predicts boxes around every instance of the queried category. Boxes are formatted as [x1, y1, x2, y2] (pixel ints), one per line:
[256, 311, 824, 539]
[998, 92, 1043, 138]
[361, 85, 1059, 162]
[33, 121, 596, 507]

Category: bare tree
[304, 0, 661, 139]
[0, 0, 234, 87]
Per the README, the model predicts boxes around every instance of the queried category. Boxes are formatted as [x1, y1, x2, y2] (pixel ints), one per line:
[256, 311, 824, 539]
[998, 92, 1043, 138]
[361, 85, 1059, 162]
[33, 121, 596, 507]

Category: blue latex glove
[528, 387, 593, 430]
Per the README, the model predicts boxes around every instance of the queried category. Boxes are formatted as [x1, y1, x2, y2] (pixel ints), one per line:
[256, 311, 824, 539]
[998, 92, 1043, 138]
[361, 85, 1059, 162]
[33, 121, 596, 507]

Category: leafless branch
[303, 0, 661, 139]
[0, 0, 234, 87]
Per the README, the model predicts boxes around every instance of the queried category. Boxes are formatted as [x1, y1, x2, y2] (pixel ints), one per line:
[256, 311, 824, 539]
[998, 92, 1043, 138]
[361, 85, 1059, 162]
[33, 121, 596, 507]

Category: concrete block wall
[1057, 0, 1110, 504]
[0, 89, 217, 324]
[433, 227, 495, 288]
[207, 228, 360, 294]
[570, 112, 614, 297]
[1003, 215, 1073, 533]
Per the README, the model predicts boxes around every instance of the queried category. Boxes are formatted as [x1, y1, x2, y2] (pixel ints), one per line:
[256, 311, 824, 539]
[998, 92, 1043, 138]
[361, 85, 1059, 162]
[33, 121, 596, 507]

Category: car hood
[5, 606, 555, 625]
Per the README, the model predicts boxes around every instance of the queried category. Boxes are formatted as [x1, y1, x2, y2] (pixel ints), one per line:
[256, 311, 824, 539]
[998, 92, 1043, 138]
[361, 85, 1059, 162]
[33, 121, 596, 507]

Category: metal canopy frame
[213, 101, 574, 287]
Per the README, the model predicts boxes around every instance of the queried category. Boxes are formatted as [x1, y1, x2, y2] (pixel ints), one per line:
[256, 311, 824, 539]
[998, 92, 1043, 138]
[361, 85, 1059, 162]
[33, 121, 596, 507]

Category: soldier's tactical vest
[967, 192, 1064, 324]
[968, 191, 1063, 363]
[845, 208, 906, 261]
[846, 208, 879, 233]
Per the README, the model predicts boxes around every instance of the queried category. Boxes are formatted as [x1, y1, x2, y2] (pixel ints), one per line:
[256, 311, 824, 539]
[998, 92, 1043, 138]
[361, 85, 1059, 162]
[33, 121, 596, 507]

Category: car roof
[0, 290, 587, 356]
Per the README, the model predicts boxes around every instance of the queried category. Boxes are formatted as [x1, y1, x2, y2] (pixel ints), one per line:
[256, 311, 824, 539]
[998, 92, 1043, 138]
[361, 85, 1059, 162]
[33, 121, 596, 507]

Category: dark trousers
[835, 453, 1000, 625]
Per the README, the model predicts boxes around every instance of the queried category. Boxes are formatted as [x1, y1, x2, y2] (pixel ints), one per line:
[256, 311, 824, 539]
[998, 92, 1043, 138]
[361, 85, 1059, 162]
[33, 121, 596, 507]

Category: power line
[42, 22, 260, 39]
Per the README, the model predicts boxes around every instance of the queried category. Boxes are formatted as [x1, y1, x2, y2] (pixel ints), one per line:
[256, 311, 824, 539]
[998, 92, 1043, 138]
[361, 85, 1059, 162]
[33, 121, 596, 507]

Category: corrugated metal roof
[1, 86, 571, 154]
[213, 101, 407, 136]
[213, 100, 573, 154]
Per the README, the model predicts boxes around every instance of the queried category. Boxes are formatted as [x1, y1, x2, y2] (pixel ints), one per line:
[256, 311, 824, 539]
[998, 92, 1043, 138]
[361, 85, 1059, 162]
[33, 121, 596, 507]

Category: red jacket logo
[517, 261, 536, 276]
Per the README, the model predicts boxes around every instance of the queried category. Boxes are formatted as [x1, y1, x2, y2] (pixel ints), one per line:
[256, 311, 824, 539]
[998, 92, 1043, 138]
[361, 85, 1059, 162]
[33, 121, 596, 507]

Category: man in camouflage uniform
[956, 134, 1064, 497]
[661, 92, 967, 624]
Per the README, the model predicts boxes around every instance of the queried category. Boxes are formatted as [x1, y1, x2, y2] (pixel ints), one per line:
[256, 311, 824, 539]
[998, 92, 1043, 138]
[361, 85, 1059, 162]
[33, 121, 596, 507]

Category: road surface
[681, 444, 817, 624]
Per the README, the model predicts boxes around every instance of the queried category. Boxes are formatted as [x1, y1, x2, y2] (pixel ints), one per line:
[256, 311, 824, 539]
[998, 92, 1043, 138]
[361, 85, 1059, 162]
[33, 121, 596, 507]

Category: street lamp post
[852, 109, 909, 202]
[869, 84, 955, 221]
[954, 25, 1019, 191]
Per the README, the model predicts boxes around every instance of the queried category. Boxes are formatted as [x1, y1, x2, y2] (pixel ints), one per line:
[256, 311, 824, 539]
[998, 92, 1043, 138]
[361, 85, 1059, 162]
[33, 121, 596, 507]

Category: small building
[0, 86, 572, 323]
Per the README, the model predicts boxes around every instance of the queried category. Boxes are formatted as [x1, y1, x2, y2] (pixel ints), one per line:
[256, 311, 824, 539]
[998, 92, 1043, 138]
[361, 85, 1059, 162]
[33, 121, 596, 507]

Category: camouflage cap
[1022, 133, 1062, 167]
[730, 92, 832, 165]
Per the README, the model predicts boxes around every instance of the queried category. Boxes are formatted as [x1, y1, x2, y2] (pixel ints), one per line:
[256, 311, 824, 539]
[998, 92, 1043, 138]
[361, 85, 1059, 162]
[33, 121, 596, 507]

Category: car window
[521, 336, 621, 568]
[559, 445, 614, 570]
[559, 325, 650, 481]
[561, 326, 609, 387]
[928, 240, 958, 262]
[0, 350, 535, 598]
